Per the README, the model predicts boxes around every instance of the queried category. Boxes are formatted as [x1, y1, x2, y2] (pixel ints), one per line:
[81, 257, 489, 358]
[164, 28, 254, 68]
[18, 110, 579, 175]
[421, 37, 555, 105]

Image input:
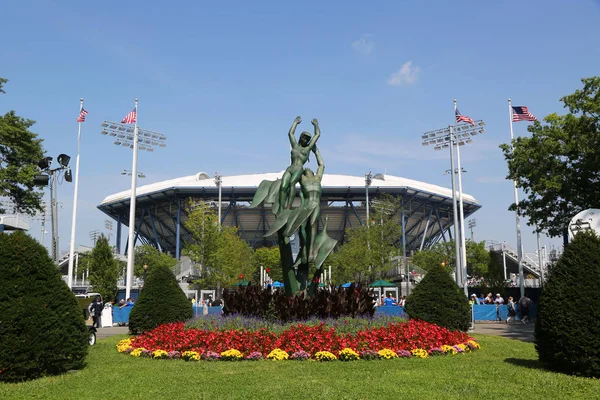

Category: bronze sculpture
[250, 117, 336, 296]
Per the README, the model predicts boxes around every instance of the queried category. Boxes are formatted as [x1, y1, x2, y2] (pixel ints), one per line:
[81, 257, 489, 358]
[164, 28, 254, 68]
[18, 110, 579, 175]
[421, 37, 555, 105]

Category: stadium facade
[97, 171, 481, 259]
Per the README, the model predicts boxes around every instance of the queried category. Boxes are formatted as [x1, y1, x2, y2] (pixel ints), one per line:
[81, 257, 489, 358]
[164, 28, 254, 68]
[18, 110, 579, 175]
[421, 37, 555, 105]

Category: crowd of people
[469, 292, 533, 324]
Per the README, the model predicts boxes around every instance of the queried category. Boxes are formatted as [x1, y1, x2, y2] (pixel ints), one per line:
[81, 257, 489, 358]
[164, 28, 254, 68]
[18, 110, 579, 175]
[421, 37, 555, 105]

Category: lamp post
[421, 119, 485, 294]
[468, 219, 476, 241]
[143, 263, 149, 290]
[100, 114, 167, 300]
[34, 154, 72, 264]
[215, 173, 222, 230]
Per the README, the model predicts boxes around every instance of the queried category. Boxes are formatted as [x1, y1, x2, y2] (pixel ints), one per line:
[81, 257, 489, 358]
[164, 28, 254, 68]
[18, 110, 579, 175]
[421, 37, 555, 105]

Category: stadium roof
[98, 171, 481, 256]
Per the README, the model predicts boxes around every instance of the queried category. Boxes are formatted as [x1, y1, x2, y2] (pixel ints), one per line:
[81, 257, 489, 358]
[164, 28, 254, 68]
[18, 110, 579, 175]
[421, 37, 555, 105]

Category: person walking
[506, 296, 517, 324]
[518, 294, 532, 324]
[90, 296, 104, 328]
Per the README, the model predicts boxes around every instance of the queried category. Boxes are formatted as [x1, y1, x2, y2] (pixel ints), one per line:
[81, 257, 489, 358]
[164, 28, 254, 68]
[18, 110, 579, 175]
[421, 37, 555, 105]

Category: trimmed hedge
[404, 264, 471, 331]
[128, 264, 193, 334]
[535, 231, 600, 378]
[0, 231, 88, 382]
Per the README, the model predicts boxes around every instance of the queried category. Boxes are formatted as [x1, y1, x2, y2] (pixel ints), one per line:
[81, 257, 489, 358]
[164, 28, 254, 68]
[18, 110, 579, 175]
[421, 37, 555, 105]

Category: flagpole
[67, 98, 84, 290]
[454, 99, 469, 296]
[448, 126, 462, 287]
[508, 99, 525, 298]
[125, 99, 139, 301]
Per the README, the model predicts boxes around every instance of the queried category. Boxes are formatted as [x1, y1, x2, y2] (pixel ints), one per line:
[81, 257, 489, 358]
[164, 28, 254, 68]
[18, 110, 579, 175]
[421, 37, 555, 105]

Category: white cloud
[352, 34, 374, 55]
[387, 61, 420, 86]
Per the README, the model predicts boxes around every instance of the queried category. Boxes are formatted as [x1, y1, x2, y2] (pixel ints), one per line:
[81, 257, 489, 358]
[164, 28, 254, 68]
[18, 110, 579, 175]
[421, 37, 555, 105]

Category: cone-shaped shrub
[535, 231, 600, 378]
[128, 264, 193, 334]
[404, 264, 471, 331]
[0, 231, 88, 382]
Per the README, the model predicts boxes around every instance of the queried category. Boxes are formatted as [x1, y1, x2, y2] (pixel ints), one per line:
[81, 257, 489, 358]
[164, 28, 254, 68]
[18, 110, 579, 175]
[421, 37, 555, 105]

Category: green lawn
[1, 334, 598, 400]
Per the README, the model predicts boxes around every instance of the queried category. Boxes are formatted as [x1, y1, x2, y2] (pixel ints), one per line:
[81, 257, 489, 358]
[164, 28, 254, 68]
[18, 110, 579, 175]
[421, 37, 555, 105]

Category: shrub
[222, 283, 375, 321]
[535, 231, 600, 378]
[0, 232, 89, 382]
[128, 264, 193, 334]
[404, 264, 471, 331]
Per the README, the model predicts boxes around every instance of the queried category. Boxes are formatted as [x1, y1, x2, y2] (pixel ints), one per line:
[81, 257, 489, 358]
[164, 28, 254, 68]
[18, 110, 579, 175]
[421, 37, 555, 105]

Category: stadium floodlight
[121, 169, 146, 178]
[99, 106, 167, 300]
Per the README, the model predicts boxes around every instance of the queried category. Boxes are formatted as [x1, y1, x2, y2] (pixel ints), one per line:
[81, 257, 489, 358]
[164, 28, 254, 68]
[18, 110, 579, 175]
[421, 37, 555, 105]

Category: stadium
[97, 171, 481, 265]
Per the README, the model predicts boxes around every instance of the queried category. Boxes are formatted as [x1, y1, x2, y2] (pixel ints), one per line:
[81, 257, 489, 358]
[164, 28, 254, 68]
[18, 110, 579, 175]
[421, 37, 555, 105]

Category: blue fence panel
[375, 305, 406, 317]
[192, 306, 223, 317]
[112, 305, 133, 324]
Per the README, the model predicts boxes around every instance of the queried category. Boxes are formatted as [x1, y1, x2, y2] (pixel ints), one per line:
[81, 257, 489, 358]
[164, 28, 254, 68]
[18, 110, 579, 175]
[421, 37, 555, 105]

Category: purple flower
[167, 351, 181, 359]
[452, 345, 465, 353]
[290, 350, 311, 361]
[246, 351, 263, 361]
[428, 348, 445, 356]
[141, 349, 152, 358]
[201, 351, 221, 361]
[396, 350, 412, 358]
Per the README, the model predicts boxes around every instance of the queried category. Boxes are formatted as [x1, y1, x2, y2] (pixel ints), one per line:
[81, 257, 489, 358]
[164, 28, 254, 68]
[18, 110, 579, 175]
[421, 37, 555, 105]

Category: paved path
[472, 321, 535, 342]
[94, 322, 536, 342]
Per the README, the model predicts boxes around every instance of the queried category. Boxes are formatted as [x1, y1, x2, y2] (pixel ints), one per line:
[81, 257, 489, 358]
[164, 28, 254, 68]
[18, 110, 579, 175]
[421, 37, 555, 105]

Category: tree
[404, 264, 471, 332]
[134, 244, 178, 278]
[252, 246, 282, 283]
[330, 195, 402, 283]
[0, 231, 88, 382]
[128, 264, 193, 334]
[88, 235, 119, 302]
[500, 77, 600, 238]
[0, 80, 46, 214]
[411, 240, 490, 277]
[535, 231, 600, 378]
[183, 201, 220, 270]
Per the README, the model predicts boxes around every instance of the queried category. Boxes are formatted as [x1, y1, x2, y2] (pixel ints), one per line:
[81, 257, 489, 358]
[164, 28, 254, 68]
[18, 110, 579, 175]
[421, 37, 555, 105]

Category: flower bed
[117, 320, 480, 361]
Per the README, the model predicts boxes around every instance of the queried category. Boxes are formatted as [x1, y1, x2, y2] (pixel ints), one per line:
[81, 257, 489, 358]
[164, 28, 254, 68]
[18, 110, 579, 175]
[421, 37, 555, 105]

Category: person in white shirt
[494, 293, 504, 323]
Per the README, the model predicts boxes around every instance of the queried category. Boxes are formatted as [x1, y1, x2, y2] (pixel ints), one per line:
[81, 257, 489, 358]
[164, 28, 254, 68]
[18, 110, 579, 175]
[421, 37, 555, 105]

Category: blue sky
[2, 0, 599, 257]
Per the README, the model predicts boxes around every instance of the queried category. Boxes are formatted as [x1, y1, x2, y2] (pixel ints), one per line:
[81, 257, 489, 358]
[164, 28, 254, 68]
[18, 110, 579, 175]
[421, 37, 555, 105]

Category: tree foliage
[184, 202, 255, 288]
[0, 78, 46, 215]
[128, 264, 193, 334]
[88, 235, 119, 302]
[134, 244, 178, 278]
[0, 231, 88, 382]
[411, 240, 490, 277]
[252, 246, 282, 283]
[535, 231, 600, 378]
[329, 195, 402, 283]
[500, 77, 600, 237]
[404, 264, 471, 332]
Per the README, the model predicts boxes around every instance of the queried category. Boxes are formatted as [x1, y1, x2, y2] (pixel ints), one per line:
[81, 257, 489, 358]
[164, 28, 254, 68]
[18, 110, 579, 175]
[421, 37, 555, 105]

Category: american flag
[76, 108, 88, 122]
[121, 108, 137, 124]
[512, 106, 537, 122]
[455, 109, 475, 126]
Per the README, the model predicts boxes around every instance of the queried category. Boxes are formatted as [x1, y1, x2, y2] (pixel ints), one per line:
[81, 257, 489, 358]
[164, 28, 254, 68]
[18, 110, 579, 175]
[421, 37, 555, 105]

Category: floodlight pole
[50, 171, 59, 263]
[125, 99, 139, 300]
[67, 98, 84, 289]
[448, 128, 462, 287]
[454, 127, 469, 296]
[215, 173, 222, 230]
[365, 172, 372, 228]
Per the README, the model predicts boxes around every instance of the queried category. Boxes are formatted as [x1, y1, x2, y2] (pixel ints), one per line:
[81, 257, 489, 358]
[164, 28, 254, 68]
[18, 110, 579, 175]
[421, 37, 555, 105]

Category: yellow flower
[116, 339, 133, 353]
[467, 340, 481, 350]
[315, 351, 337, 361]
[441, 345, 457, 355]
[130, 348, 145, 357]
[377, 349, 398, 359]
[338, 348, 360, 361]
[267, 349, 289, 361]
[221, 349, 244, 361]
[410, 348, 428, 359]
[182, 351, 200, 361]
[456, 343, 468, 352]
[152, 350, 169, 359]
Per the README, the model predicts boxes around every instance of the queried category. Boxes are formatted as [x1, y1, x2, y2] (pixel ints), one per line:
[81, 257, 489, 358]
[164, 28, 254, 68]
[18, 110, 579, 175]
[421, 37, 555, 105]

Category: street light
[100, 109, 167, 300]
[365, 172, 372, 228]
[143, 263, 149, 290]
[421, 119, 485, 295]
[34, 154, 72, 263]
[214, 173, 222, 230]
[468, 219, 477, 241]
[121, 169, 146, 178]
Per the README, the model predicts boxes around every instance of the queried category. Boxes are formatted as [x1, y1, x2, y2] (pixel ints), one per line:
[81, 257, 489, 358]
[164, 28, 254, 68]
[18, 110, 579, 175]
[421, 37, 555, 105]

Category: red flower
[239, 274, 244, 279]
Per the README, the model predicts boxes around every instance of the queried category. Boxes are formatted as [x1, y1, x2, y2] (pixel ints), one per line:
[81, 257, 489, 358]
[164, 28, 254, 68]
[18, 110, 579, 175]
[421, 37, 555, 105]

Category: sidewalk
[95, 325, 130, 339]
[472, 321, 535, 342]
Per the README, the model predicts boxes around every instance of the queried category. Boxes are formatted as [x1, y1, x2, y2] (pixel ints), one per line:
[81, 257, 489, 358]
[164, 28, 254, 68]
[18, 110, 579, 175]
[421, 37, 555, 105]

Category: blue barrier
[375, 305, 406, 317]
[375, 304, 536, 321]
[192, 306, 223, 317]
[112, 305, 132, 324]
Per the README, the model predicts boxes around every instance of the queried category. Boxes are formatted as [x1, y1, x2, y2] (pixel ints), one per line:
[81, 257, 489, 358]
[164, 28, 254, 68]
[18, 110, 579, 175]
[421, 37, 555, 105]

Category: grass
[1, 334, 599, 400]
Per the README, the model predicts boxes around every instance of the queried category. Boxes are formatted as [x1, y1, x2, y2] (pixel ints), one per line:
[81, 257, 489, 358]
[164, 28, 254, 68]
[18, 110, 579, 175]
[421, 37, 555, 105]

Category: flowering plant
[267, 349, 288, 361]
[221, 349, 244, 361]
[428, 347, 445, 356]
[246, 351, 263, 361]
[201, 351, 221, 361]
[182, 351, 200, 361]
[456, 343, 468, 352]
[141, 349, 152, 358]
[452, 345, 464, 354]
[152, 350, 169, 359]
[396, 350, 412, 358]
[117, 338, 133, 353]
[359, 350, 380, 360]
[466, 340, 480, 350]
[338, 348, 360, 361]
[130, 348, 145, 357]
[290, 350, 311, 361]
[167, 351, 181, 359]
[411, 349, 428, 359]
[441, 345, 457, 355]
[314, 351, 337, 361]
[378, 349, 398, 359]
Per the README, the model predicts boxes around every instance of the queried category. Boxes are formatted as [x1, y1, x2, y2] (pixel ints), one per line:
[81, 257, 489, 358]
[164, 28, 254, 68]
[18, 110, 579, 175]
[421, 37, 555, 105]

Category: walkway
[472, 321, 535, 342]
